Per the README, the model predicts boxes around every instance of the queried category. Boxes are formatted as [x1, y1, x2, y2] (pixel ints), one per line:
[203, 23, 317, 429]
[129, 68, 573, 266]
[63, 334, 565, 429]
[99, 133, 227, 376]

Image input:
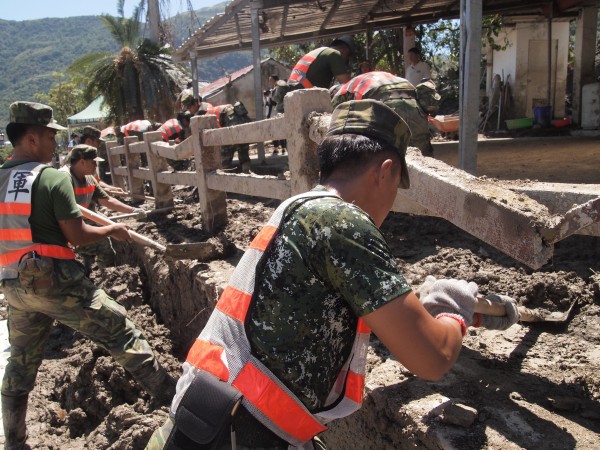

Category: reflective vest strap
[215, 286, 252, 322]
[0, 203, 31, 215]
[355, 77, 379, 100]
[339, 74, 366, 96]
[74, 185, 95, 196]
[0, 244, 75, 266]
[2, 229, 32, 241]
[290, 53, 317, 88]
[33, 244, 76, 259]
[344, 371, 365, 404]
[300, 78, 314, 89]
[248, 225, 277, 251]
[186, 339, 230, 382]
[356, 318, 371, 334]
[233, 362, 327, 442]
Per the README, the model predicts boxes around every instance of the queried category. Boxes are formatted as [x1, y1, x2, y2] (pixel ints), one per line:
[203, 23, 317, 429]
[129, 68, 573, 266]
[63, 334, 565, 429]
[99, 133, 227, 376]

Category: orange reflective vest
[337, 71, 402, 99]
[204, 105, 225, 128]
[121, 120, 152, 137]
[71, 174, 95, 208]
[172, 191, 371, 447]
[289, 47, 327, 89]
[158, 119, 183, 142]
[0, 162, 76, 280]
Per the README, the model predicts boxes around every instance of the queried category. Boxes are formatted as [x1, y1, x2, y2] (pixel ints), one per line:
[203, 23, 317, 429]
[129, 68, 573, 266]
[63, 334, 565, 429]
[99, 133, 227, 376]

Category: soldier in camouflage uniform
[60, 144, 146, 275]
[145, 100, 518, 450]
[331, 71, 437, 156]
[220, 101, 252, 173]
[0, 102, 176, 450]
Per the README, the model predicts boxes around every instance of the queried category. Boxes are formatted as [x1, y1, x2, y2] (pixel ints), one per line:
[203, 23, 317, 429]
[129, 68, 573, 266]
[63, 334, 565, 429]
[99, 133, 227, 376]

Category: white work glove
[473, 294, 520, 330]
[416, 275, 437, 298]
[420, 277, 478, 326]
[132, 207, 147, 219]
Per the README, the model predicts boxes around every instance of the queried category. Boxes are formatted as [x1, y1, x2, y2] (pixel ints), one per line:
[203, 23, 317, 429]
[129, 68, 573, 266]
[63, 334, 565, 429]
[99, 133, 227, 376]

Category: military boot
[129, 364, 177, 407]
[2, 393, 29, 450]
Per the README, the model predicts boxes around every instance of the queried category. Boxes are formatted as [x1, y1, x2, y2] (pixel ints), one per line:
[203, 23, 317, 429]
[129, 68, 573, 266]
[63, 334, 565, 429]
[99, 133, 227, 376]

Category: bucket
[533, 106, 552, 126]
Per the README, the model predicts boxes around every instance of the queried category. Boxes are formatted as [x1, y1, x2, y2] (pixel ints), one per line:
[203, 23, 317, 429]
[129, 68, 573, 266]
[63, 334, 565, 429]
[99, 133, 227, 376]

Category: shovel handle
[78, 205, 166, 252]
[476, 295, 544, 322]
[474, 295, 506, 316]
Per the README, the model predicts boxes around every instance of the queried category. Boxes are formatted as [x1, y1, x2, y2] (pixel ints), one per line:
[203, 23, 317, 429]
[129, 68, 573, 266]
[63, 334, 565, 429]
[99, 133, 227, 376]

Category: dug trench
[2, 190, 599, 449]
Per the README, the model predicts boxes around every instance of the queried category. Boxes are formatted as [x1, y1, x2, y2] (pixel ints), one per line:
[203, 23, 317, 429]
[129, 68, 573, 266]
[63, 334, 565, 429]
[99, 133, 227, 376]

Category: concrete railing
[104, 88, 600, 269]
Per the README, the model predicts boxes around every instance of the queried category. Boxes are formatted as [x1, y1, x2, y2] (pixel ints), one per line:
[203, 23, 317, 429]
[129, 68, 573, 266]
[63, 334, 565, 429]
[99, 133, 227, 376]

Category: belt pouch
[17, 251, 56, 295]
[165, 370, 243, 450]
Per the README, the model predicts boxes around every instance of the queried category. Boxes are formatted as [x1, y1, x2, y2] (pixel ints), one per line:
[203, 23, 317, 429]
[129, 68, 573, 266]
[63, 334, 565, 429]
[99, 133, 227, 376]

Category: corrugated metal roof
[174, 0, 591, 61]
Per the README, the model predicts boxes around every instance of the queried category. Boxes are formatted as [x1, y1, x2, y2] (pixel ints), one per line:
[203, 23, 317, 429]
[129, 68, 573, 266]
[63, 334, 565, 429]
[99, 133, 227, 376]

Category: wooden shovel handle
[78, 205, 166, 252]
[474, 295, 507, 316]
[476, 295, 543, 322]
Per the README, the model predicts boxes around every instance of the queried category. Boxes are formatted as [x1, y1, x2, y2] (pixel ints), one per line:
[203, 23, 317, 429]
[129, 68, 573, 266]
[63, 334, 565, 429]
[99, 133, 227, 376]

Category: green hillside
[0, 2, 252, 129]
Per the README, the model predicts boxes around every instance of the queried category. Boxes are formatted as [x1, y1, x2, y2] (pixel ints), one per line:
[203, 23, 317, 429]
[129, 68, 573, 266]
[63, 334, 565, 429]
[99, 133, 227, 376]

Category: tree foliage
[33, 73, 87, 127]
[71, 3, 183, 125]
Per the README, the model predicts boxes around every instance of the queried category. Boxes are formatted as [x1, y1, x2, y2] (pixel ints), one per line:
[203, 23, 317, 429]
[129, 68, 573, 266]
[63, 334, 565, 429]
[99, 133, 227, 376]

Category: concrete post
[105, 140, 127, 192]
[284, 89, 332, 195]
[572, 6, 598, 125]
[144, 131, 174, 209]
[191, 115, 228, 231]
[458, 0, 482, 175]
[251, 1, 265, 162]
[123, 136, 145, 199]
[190, 50, 199, 100]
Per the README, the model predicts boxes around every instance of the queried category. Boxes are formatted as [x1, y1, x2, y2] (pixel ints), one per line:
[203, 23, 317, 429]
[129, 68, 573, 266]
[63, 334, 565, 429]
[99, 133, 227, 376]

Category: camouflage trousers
[0, 258, 158, 397]
[221, 144, 250, 169]
[76, 237, 116, 270]
[145, 416, 327, 450]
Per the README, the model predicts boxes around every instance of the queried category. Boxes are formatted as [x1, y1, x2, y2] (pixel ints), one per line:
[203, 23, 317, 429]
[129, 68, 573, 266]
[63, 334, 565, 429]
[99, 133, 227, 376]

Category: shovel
[417, 289, 575, 324]
[476, 294, 576, 324]
[78, 205, 232, 260]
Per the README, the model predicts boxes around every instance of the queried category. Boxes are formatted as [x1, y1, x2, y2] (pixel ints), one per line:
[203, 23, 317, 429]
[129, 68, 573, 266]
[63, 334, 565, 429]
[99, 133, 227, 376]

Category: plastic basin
[505, 118, 533, 130]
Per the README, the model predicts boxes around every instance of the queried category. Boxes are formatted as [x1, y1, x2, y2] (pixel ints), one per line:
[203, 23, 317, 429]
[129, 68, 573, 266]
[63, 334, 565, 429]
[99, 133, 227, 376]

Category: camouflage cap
[69, 144, 104, 162]
[8, 101, 67, 131]
[82, 126, 105, 141]
[326, 99, 411, 189]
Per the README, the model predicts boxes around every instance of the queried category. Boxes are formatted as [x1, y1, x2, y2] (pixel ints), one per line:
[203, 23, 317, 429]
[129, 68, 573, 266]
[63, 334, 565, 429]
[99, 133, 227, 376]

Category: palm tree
[71, 0, 182, 125]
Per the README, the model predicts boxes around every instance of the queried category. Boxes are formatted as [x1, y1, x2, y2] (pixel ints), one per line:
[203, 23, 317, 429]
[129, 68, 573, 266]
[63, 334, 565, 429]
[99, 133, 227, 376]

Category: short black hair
[6, 124, 45, 145]
[318, 134, 401, 183]
[269, 75, 279, 81]
[408, 47, 421, 55]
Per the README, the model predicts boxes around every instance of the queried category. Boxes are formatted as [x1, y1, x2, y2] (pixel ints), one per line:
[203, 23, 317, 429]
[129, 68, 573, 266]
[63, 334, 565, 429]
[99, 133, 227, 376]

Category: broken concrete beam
[501, 181, 600, 238]
[396, 150, 555, 269]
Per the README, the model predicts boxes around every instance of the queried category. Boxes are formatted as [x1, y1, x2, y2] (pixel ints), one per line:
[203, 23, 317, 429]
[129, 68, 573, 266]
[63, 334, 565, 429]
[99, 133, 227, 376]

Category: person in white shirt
[405, 47, 431, 86]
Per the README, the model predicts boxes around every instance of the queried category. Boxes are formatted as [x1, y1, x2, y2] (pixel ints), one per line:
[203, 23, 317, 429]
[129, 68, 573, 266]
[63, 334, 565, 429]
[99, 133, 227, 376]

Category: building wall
[204, 59, 291, 119]
[493, 21, 569, 120]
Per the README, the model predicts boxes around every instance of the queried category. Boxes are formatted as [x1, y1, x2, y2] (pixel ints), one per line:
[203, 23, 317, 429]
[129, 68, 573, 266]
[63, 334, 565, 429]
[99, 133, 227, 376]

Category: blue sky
[1, 0, 223, 21]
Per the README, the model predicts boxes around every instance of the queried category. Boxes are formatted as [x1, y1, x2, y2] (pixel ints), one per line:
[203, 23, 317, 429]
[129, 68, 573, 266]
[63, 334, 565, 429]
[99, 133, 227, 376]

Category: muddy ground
[1, 138, 599, 449]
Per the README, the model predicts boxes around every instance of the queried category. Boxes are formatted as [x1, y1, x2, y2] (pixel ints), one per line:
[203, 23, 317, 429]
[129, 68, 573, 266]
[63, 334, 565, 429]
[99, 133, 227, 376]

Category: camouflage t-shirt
[248, 191, 411, 411]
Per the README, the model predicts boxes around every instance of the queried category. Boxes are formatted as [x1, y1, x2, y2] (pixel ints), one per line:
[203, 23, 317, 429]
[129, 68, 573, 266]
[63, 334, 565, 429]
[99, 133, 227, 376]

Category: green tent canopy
[67, 96, 108, 126]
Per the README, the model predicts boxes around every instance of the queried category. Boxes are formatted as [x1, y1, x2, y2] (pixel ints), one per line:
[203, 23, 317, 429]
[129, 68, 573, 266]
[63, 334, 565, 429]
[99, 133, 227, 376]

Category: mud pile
[2, 191, 598, 449]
